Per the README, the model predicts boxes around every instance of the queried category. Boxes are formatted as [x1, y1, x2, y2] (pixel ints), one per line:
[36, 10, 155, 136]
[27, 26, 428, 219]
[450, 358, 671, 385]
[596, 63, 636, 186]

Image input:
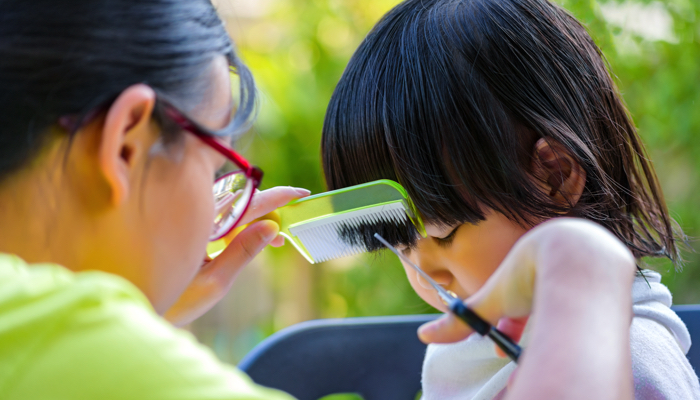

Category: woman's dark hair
[0, 0, 255, 183]
[322, 0, 683, 266]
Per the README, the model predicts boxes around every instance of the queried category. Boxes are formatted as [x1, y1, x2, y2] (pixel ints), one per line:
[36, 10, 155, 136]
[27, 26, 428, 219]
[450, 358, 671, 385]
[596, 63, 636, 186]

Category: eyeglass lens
[210, 171, 254, 241]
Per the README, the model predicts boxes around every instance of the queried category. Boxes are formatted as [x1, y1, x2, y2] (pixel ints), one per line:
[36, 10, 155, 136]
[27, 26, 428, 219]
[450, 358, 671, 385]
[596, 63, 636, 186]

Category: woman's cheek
[158, 162, 213, 273]
[185, 177, 216, 260]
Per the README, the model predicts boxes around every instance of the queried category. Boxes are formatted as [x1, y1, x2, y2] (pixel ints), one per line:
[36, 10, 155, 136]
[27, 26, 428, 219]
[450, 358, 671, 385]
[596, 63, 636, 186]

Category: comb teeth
[288, 202, 409, 263]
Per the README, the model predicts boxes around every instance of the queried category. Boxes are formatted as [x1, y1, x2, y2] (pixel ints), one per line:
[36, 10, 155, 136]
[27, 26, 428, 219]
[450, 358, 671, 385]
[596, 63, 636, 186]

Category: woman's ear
[98, 84, 157, 206]
[531, 138, 587, 209]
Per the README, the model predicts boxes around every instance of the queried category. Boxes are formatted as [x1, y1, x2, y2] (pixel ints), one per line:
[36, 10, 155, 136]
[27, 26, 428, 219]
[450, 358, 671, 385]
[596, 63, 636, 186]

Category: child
[320, 0, 700, 398]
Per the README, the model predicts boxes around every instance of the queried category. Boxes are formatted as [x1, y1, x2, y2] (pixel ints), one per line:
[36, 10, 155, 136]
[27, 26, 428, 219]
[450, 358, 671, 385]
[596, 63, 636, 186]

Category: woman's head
[322, 0, 681, 306]
[0, 0, 255, 311]
[0, 0, 254, 175]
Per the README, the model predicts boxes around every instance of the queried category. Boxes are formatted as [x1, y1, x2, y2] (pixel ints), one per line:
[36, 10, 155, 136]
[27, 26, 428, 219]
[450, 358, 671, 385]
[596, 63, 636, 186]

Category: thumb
[209, 219, 280, 282]
[417, 283, 507, 345]
[418, 313, 473, 344]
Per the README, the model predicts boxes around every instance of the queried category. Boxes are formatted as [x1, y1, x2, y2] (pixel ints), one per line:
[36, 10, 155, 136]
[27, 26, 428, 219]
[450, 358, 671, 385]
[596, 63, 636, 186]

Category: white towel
[421, 271, 700, 400]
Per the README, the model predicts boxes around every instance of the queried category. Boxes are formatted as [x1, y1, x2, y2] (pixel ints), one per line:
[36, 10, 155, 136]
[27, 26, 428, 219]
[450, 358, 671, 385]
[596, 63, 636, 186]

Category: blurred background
[192, 0, 700, 364]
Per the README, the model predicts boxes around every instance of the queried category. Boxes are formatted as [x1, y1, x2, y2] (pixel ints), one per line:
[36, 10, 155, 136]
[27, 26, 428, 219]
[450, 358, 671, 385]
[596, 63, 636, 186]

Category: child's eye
[434, 225, 461, 248]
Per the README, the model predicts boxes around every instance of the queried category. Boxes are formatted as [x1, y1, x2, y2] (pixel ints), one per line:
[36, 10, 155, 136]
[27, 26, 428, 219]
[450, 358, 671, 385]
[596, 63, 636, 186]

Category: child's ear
[530, 138, 586, 209]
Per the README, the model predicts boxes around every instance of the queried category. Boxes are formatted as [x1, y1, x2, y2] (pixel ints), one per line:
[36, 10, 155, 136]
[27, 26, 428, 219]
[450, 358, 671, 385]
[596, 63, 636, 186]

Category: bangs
[322, 0, 548, 249]
[338, 217, 421, 252]
[323, 0, 683, 266]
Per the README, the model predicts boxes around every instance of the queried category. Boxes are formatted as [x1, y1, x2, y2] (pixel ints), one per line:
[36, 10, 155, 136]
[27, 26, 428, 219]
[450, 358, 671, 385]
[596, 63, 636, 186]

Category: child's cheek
[404, 267, 449, 312]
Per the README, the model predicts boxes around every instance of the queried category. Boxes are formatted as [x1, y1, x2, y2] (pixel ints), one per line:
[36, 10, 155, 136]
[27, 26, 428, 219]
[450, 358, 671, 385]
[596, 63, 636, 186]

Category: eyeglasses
[159, 100, 263, 241]
[60, 95, 263, 242]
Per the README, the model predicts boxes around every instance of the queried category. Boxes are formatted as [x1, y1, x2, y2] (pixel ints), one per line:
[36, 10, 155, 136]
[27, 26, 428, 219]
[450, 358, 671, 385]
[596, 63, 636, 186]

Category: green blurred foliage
[233, 0, 700, 336]
[558, 0, 700, 302]
[234, 0, 432, 333]
[318, 394, 364, 400]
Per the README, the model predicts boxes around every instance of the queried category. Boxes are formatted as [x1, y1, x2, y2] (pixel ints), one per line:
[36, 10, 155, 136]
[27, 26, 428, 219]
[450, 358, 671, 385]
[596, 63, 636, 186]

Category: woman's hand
[164, 186, 310, 327]
[418, 218, 636, 400]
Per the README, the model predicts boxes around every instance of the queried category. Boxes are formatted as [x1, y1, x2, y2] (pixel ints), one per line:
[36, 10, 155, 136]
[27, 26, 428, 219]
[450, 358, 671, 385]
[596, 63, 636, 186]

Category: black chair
[671, 304, 700, 369]
[238, 314, 436, 400]
[239, 306, 700, 400]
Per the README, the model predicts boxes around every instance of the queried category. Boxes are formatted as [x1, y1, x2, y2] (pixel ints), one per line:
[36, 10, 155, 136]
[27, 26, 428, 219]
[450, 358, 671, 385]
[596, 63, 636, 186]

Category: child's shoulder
[629, 271, 699, 398]
[630, 312, 699, 397]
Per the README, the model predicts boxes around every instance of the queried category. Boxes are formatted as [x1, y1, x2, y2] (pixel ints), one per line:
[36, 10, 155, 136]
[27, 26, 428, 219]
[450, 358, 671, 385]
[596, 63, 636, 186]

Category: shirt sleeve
[631, 316, 700, 400]
[8, 294, 296, 400]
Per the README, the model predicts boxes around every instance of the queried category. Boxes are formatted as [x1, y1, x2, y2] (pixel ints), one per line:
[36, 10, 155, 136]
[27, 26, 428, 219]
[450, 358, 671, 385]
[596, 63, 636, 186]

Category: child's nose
[412, 253, 453, 287]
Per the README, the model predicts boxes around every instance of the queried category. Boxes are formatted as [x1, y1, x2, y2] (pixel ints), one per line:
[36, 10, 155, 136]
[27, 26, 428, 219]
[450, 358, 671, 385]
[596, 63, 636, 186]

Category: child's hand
[417, 218, 636, 400]
[164, 186, 310, 327]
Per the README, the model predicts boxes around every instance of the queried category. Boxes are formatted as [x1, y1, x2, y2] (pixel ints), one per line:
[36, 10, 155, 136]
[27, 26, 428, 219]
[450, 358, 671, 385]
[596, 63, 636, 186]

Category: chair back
[240, 306, 700, 400]
[239, 314, 435, 400]
[672, 304, 700, 370]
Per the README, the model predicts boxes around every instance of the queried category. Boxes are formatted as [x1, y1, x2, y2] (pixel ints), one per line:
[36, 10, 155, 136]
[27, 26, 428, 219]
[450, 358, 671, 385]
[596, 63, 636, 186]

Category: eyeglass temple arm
[191, 126, 263, 184]
[162, 105, 255, 175]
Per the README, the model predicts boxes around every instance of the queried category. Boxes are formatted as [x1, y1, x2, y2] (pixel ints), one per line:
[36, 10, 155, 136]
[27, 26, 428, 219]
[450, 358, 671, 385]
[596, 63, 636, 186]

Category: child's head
[321, 0, 680, 307]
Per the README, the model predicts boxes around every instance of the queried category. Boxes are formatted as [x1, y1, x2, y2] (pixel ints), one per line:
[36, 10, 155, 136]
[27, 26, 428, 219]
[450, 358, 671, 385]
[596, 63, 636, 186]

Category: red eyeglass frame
[59, 97, 263, 241]
[160, 101, 264, 240]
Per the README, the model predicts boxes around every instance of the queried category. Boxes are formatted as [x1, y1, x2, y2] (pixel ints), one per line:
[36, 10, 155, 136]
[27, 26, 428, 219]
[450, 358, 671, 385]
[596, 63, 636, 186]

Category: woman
[0, 0, 639, 399]
[0, 0, 303, 398]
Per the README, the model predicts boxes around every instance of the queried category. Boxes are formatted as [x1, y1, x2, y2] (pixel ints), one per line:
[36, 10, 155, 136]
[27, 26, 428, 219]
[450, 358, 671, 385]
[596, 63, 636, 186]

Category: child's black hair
[322, 0, 683, 266]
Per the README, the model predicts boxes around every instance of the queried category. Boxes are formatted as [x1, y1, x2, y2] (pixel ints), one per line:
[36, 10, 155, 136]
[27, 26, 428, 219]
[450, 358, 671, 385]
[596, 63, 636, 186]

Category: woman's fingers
[164, 220, 280, 327]
[417, 301, 505, 344]
[165, 187, 311, 327]
[237, 186, 310, 226]
[496, 316, 528, 342]
[494, 316, 528, 358]
[418, 313, 473, 344]
[420, 237, 537, 346]
[418, 273, 518, 345]
[211, 219, 280, 282]
[268, 235, 286, 247]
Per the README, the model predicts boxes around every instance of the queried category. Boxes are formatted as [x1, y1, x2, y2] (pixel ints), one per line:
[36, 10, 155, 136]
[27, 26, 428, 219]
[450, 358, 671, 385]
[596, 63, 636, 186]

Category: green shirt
[0, 254, 295, 400]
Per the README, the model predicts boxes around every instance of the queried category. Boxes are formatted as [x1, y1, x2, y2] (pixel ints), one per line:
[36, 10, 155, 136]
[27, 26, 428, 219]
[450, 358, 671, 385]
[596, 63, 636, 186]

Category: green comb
[277, 179, 425, 263]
